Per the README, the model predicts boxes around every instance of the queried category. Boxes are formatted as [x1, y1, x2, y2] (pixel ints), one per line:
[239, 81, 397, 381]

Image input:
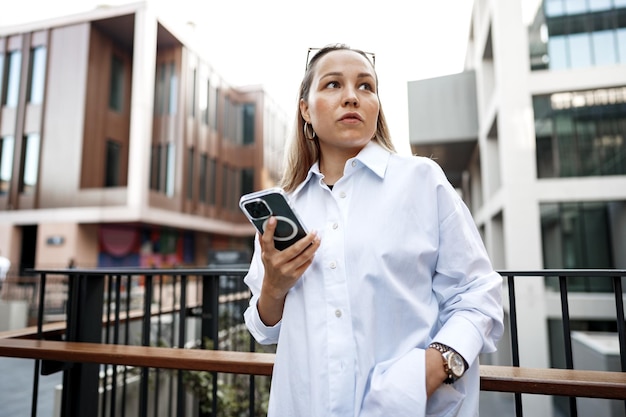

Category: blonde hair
[280, 44, 396, 192]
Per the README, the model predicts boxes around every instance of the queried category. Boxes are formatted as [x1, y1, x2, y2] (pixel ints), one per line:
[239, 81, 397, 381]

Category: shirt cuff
[432, 314, 484, 367]
[243, 297, 281, 345]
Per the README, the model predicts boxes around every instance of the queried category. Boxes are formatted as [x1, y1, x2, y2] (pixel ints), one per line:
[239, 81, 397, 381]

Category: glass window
[150, 143, 162, 191]
[546, 0, 565, 16]
[4, 50, 22, 107]
[564, 0, 587, 15]
[188, 68, 196, 117]
[21, 133, 40, 194]
[186, 147, 194, 199]
[199, 154, 207, 203]
[534, 88, 626, 178]
[210, 87, 218, 127]
[588, 0, 612, 12]
[28, 46, 46, 104]
[569, 32, 592, 67]
[592, 30, 618, 65]
[0, 136, 14, 195]
[0, 54, 4, 101]
[109, 55, 124, 111]
[208, 158, 216, 205]
[105, 139, 121, 187]
[548, 35, 569, 69]
[199, 77, 209, 125]
[243, 103, 255, 145]
[618, 28, 626, 63]
[155, 63, 166, 115]
[221, 164, 230, 210]
[615, 0, 626, 7]
[241, 168, 254, 196]
[165, 142, 175, 197]
[541, 202, 614, 292]
[168, 62, 177, 115]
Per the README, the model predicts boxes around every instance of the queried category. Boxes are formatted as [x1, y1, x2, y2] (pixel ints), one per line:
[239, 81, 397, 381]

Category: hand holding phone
[239, 188, 308, 250]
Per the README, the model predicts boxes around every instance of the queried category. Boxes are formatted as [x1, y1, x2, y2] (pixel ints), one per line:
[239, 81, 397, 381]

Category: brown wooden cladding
[80, 26, 131, 189]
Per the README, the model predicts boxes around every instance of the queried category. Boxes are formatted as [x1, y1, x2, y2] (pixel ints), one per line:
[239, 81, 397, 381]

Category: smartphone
[239, 188, 308, 250]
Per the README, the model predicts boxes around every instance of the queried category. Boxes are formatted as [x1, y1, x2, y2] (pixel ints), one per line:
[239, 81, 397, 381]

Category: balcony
[0, 268, 625, 417]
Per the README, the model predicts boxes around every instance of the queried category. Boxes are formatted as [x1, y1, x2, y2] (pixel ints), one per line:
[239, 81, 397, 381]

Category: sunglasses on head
[305, 47, 376, 71]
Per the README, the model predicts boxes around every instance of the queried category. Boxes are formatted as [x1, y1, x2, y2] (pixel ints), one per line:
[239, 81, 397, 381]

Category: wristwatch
[428, 342, 467, 384]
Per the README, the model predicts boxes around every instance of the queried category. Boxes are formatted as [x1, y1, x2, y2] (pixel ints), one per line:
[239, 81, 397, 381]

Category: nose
[343, 87, 359, 107]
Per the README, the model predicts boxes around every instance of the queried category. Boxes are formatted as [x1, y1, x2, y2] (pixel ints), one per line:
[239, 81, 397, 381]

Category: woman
[243, 44, 503, 417]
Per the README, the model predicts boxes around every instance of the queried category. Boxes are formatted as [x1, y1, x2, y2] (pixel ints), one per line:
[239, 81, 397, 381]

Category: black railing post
[139, 273, 154, 417]
[201, 272, 220, 416]
[61, 272, 105, 417]
[613, 275, 626, 372]
[177, 274, 188, 417]
[506, 274, 523, 417]
[30, 272, 47, 417]
[558, 275, 577, 417]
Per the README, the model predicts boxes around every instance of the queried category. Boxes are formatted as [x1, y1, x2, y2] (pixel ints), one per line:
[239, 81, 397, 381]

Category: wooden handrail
[0, 322, 66, 340]
[0, 338, 625, 399]
[480, 364, 626, 399]
[0, 301, 203, 340]
[0, 338, 274, 376]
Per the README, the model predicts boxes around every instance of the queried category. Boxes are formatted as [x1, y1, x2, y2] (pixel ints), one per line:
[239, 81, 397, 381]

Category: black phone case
[239, 189, 308, 250]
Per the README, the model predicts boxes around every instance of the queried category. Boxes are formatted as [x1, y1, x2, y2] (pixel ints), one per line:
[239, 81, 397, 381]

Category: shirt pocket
[360, 348, 427, 417]
[425, 383, 466, 417]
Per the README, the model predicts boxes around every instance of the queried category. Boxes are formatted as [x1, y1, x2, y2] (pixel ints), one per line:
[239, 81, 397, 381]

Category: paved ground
[0, 357, 62, 417]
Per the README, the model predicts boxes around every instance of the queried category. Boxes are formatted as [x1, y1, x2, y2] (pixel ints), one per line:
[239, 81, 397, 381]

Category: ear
[299, 98, 310, 122]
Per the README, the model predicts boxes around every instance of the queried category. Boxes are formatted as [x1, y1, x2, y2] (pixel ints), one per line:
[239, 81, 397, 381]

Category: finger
[276, 231, 319, 263]
[285, 234, 321, 272]
[260, 217, 277, 249]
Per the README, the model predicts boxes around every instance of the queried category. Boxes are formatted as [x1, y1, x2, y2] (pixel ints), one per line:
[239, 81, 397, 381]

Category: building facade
[408, 0, 626, 415]
[0, 2, 289, 273]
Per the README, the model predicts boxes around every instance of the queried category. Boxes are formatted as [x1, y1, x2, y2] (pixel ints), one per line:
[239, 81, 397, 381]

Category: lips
[339, 112, 363, 122]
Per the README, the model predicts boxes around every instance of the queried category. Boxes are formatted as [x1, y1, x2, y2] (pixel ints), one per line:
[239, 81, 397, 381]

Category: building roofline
[0, 1, 146, 36]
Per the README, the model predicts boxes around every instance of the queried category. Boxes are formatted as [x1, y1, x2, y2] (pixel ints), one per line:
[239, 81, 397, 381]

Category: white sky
[1, 0, 476, 153]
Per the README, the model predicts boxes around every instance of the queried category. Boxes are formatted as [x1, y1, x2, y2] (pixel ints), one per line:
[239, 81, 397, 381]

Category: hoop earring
[303, 122, 317, 140]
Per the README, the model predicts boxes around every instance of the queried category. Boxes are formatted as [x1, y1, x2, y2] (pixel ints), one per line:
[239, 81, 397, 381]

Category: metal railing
[502, 270, 626, 417]
[0, 268, 624, 417]
[29, 267, 268, 417]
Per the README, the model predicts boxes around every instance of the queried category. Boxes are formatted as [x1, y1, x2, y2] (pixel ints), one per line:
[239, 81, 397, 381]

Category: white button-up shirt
[244, 141, 504, 417]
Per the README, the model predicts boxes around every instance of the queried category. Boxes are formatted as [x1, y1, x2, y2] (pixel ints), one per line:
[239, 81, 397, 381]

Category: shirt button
[332, 222, 339, 230]
[329, 261, 337, 269]
[335, 309, 342, 318]
[339, 191, 346, 198]
[351, 160, 357, 167]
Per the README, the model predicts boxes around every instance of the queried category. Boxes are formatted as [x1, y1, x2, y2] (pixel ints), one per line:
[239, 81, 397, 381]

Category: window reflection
[109, 55, 124, 111]
[568, 33, 592, 67]
[592, 30, 617, 66]
[4, 50, 21, 107]
[21, 133, 40, 194]
[0, 136, 14, 195]
[29, 46, 46, 104]
[534, 87, 626, 178]
[530, 0, 626, 70]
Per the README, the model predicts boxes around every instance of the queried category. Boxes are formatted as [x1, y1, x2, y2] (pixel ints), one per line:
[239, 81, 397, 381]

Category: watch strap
[428, 342, 466, 384]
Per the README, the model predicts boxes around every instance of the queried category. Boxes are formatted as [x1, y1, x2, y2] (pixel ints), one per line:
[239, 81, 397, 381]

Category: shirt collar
[354, 140, 391, 179]
[292, 141, 391, 198]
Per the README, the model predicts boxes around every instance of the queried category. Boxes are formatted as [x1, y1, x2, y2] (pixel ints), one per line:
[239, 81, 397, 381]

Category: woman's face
[300, 49, 379, 156]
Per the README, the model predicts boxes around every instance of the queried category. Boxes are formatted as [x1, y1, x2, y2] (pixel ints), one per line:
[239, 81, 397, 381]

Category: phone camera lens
[246, 201, 270, 219]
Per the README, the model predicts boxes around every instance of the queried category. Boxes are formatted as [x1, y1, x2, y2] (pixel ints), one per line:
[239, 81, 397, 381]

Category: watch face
[449, 353, 465, 377]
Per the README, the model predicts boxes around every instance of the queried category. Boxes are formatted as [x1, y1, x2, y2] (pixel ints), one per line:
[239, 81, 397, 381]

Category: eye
[359, 82, 374, 91]
[325, 81, 340, 89]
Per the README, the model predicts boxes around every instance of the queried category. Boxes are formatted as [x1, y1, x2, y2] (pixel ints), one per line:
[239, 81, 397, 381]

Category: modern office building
[0, 2, 289, 272]
[408, 0, 626, 415]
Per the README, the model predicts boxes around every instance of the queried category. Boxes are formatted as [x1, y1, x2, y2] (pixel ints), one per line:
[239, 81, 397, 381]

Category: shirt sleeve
[243, 235, 282, 345]
[430, 171, 504, 365]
